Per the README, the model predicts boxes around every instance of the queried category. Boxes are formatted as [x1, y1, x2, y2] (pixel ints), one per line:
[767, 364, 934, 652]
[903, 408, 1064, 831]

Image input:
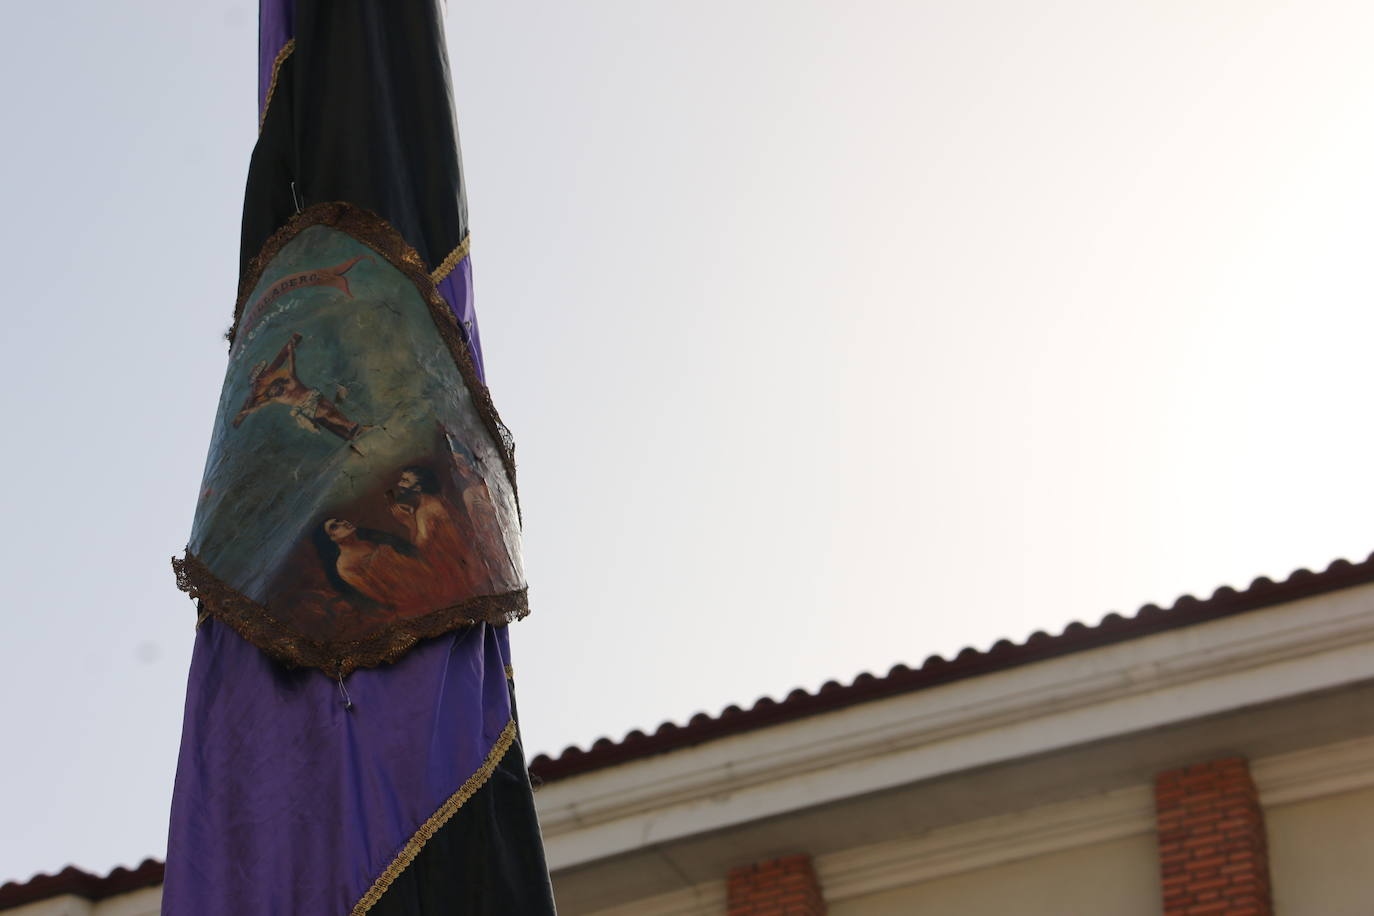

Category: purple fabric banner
[163, 623, 513, 916]
[163, 254, 518, 911]
[436, 257, 485, 384]
[258, 0, 295, 119]
[164, 3, 527, 911]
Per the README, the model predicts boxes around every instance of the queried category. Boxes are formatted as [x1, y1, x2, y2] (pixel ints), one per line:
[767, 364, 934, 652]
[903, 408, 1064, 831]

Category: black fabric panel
[369, 710, 558, 915]
[242, 0, 470, 275]
[241, 52, 301, 276]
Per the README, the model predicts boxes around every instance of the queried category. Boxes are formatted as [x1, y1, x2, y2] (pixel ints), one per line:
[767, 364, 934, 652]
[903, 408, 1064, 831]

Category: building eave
[535, 579, 1374, 874]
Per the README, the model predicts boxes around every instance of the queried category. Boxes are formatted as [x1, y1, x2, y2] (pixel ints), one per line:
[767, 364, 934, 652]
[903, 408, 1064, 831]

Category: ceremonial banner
[175, 206, 525, 674]
[162, 1, 556, 913]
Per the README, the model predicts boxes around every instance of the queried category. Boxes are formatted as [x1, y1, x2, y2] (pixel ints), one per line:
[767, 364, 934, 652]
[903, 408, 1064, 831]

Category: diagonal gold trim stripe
[429, 233, 471, 285]
[351, 719, 518, 915]
[259, 39, 296, 133]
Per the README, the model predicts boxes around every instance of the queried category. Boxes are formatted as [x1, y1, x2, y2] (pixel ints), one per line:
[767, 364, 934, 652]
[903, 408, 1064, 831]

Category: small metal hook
[336, 671, 354, 711]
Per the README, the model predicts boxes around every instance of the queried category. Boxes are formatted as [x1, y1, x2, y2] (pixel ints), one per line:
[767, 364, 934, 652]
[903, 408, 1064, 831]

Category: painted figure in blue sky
[233, 332, 362, 441]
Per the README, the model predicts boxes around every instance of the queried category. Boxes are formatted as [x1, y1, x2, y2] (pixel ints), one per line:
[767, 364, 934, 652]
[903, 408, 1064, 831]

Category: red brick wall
[1154, 756, 1273, 916]
[727, 854, 827, 916]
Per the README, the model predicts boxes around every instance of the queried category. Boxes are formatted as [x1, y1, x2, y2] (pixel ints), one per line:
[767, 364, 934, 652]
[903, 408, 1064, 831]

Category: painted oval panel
[177, 205, 525, 675]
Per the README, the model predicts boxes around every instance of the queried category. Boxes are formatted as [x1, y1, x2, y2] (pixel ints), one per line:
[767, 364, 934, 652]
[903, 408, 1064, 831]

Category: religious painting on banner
[174, 203, 526, 676]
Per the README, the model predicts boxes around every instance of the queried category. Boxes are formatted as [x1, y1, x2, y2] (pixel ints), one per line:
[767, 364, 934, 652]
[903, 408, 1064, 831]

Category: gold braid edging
[351, 720, 518, 915]
[259, 39, 295, 132]
[429, 233, 472, 285]
[504, 664, 515, 680]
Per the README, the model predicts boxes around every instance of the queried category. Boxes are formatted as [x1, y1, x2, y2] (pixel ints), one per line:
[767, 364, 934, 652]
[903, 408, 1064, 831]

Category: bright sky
[4, 0, 1374, 886]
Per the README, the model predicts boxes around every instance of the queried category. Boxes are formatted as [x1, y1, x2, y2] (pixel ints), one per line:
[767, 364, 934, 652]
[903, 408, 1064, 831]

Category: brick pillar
[727, 853, 827, 916]
[1154, 757, 1273, 916]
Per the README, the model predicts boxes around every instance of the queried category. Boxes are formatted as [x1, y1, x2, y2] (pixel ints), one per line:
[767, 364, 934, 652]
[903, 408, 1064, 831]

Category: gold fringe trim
[259, 39, 296, 133]
[351, 720, 518, 915]
[429, 233, 471, 284]
[505, 664, 515, 680]
[173, 551, 529, 676]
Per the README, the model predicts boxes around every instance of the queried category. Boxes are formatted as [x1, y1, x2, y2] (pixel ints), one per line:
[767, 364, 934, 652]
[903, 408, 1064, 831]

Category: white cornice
[579, 733, 1374, 914]
[812, 734, 1374, 906]
[584, 882, 726, 916]
[538, 583, 1374, 871]
[584, 787, 1153, 916]
[816, 784, 1154, 902]
[1254, 732, 1374, 807]
[584, 788, 1152, 916]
